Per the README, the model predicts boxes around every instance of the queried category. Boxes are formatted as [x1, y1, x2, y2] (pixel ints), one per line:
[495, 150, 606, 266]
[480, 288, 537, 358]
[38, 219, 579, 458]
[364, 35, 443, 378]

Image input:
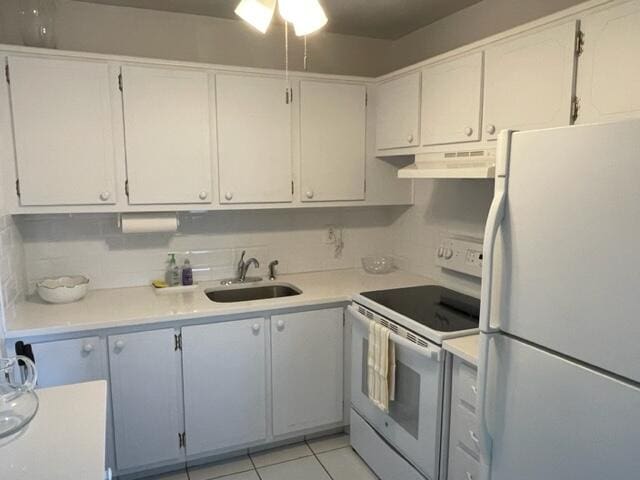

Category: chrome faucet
[268, 260, 279, 280]
[238, 251, 260, 282]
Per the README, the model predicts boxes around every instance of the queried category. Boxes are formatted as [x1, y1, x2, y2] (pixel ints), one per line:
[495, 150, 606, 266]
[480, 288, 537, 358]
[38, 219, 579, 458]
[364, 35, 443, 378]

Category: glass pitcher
[0, 356, 39, 438]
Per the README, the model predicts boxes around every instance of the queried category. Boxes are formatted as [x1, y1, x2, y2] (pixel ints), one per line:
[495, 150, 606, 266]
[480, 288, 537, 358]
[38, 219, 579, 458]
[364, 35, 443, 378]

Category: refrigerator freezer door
[485, 334, 640, 480]
[495, 119, 640, 383]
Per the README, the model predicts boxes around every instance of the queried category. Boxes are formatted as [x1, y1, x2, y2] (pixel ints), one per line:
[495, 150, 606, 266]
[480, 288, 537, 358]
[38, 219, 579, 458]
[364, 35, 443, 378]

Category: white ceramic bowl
[36, 275, 89, 304]
[362, 255, 395, 274]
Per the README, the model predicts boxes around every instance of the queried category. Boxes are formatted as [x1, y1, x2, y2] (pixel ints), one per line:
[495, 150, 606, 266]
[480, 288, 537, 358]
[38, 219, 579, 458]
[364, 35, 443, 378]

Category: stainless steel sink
[205, 283, 302, 303]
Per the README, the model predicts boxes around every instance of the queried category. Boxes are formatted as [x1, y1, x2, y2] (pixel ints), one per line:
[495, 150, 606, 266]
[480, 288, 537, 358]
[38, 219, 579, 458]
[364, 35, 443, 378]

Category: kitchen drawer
[453, 357, 478, 412]
[448, 444, 480, 480]
[451, 403, 480, 457]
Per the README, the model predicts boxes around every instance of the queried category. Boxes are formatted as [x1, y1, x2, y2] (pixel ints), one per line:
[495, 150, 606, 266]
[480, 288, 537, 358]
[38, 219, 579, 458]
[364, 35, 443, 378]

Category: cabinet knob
[114, 340, 125, 351]
[99, 191, 111, 201]
[305, 190, 314, 199]
[469, 430, 480, 444]
[407, 134, 414, 143]
[252, 323, 261, 333]
[465, 473, 474, 480]
[464, 127, 473, 137]
[486, 124, 496, 135]
[198, 191, 208, 200]
[276, 319, 285, 331]
[82, 343, 94, 353]
[225, 192, 233, 201]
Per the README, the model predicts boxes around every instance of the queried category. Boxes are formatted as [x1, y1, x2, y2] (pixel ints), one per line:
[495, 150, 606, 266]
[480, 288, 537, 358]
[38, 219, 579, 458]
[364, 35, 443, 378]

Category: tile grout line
[305, 439, 335, 480]
[248, 452, 263, 480]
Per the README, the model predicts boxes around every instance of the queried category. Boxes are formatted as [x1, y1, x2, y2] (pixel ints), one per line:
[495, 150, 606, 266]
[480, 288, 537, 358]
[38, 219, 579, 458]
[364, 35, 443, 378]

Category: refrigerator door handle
[477, 332, 495, 480]
[479, 129, 513, 333]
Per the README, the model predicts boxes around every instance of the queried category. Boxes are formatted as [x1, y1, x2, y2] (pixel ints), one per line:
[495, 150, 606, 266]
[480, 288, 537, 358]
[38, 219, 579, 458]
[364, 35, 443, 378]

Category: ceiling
[76, 0, 482, 40]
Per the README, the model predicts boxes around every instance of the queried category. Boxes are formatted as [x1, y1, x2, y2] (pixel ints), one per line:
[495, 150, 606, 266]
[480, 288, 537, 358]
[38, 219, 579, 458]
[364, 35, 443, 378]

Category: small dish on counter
[362, 255, 395, 274]
[36, 275, 89, 304]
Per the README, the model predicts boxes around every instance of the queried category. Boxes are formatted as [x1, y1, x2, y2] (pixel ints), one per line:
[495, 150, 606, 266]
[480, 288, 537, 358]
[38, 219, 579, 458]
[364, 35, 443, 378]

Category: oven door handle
[348, 305, 442, 363]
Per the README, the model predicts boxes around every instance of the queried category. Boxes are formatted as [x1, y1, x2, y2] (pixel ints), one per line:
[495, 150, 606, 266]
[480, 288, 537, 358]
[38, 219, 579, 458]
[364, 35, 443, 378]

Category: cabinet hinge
[575, 29, 584, 57]
[178, 432, 186, 448]
[15, 179, 20, 197]
[290, 87, 293, 104]
[124, 180, 129, 197]
[570, 96, 580, 123]
[365, 92, 368, 107]
[174, 333, 182, 351]
[291, 181, 294, 195]
[118, 73, 123, 92]
[4, 64, 9, 84]
[285, 88, 290, 105]
[364, 178, 367, 194]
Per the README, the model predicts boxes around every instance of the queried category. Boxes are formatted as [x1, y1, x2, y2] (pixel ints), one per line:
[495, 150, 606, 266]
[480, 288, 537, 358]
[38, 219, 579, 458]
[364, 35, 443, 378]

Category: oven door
[348, 305, 444, 480]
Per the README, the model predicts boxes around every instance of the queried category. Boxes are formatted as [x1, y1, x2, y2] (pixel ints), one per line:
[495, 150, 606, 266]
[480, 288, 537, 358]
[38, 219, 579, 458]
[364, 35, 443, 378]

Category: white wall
[0, 0, 391, 77]
[391, 181, 494, 297]
[17, 208, 398, 292]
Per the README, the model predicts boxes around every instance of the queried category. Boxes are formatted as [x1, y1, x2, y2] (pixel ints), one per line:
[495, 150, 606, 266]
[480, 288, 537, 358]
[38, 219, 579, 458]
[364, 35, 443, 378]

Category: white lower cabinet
[271, 308, 344, 436]
[181, 318, 268, 457]
[12, 337, 116, 472]
[447, 356, 480, 480]
[108, 329, 185, 473]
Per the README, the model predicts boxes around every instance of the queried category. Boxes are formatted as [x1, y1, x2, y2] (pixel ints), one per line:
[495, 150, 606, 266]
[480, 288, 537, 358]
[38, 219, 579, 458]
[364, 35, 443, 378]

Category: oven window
[361, 338, 421, 439]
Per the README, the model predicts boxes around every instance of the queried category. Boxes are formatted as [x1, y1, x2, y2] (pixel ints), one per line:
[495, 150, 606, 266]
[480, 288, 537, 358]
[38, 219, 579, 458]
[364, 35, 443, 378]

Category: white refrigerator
[477, 120, 640, 480]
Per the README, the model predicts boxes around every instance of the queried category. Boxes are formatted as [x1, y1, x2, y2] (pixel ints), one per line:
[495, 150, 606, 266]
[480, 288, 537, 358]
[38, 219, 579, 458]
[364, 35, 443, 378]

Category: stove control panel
[435, 235, 483, 278]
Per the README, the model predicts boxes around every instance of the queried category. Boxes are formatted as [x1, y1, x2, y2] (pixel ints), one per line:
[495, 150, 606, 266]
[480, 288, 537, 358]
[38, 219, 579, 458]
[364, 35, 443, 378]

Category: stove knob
[437, 247, 444, 258]
[444, 248, 454, 260]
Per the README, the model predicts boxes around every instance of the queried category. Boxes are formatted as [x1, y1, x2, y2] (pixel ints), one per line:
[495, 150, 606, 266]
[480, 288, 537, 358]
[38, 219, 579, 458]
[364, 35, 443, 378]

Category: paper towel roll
[120, 214, 179, 234]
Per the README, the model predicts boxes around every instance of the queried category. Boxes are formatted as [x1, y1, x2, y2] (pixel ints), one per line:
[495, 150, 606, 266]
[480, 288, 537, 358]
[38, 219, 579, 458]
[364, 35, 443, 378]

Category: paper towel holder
[117, 213, 180, 233]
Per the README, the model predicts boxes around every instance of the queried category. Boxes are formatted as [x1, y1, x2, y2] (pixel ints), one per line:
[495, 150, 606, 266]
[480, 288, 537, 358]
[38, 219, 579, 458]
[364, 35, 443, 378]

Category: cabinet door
[121, 66, 212, 205]
[24, 337, 116, 472]
[182, 318, 267, 457]
[483, 21, 578, 140]
[375, 71, 421, 151]
[216, 74, 292, 204]
[300, 81, 366, 202]
[576, 1, 640, 123]
[7, 56, 117, 206]
[421, 52, 483, 145]
[271, 308, 344, 436]
[108, 329, 183, 472]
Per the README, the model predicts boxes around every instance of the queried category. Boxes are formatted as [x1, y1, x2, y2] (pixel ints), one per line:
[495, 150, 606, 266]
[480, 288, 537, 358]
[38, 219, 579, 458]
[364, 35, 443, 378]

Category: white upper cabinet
[216, 74, 292, 204]
[375, 71, 421, 151]
[483, 21, 579, 140]
[108, 329, 184, 473]
[121, 65, 212, 205]
[271, 308, 344, 436]
[420, 52, 484, 145]
[576, 0, 640, 123]
[7, 56, 118, 206]
[181, 318, 267, 457]
[300, 81, 366, 202]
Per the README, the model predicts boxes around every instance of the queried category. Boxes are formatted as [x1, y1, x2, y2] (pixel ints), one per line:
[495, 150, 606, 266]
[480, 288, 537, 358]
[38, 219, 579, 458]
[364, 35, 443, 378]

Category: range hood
[398, 148, 496, 179]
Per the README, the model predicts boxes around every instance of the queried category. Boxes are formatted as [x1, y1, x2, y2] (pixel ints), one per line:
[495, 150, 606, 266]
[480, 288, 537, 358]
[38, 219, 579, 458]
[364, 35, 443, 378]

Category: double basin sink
[205, 282, 302, 303]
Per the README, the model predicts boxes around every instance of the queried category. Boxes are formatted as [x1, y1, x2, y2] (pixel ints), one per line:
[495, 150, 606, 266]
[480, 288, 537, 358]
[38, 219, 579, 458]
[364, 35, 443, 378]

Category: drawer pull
[466, 472, 474, 480]
[469, 430, 480, 444]
[471, 385, 478, 394]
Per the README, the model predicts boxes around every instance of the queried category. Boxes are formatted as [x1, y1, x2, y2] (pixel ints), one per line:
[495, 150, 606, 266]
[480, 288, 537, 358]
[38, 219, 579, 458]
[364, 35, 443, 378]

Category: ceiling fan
[235, 0, 328, 36]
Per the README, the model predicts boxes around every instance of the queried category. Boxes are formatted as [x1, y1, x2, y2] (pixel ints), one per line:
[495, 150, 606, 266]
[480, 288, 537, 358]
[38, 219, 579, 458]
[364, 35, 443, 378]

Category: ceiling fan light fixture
[279, 0, 328, 36]
[234, 0, 277, 34]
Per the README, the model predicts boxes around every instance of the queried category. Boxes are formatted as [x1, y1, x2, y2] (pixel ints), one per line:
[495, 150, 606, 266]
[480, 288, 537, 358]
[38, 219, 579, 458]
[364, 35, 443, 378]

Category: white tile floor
[148, 434, 378, 480]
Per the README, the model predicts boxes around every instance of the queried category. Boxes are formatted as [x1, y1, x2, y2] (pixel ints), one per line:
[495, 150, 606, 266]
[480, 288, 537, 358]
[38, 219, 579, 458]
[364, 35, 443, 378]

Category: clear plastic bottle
[166, 254, 180, 287]
[181, 259, 193, 286]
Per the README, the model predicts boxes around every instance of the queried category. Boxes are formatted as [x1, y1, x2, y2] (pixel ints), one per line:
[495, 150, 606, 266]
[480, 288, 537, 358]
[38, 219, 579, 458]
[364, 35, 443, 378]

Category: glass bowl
[362, 255, 395, 274]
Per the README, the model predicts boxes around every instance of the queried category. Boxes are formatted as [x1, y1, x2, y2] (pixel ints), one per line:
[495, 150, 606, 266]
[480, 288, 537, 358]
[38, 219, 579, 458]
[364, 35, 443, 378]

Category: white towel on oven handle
[367, 320, 396, 411]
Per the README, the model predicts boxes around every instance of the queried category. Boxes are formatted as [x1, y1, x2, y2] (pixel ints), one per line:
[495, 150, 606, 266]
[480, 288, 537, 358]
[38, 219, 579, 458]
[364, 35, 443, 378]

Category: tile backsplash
[0, 214, 27, 331]
[17, 208, 400, 293]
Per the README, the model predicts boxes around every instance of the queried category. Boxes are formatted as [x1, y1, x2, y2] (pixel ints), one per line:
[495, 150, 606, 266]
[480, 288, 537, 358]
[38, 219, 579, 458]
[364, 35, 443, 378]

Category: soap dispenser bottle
[182, 259, 193, 286]
[166, 254, 180, 287]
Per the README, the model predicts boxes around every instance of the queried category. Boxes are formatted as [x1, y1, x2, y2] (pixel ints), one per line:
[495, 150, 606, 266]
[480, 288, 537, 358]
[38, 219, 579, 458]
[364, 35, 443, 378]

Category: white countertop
[7, 269, 434, 338]
[0, 381, 107, 480]
[443, 334, 480, 366]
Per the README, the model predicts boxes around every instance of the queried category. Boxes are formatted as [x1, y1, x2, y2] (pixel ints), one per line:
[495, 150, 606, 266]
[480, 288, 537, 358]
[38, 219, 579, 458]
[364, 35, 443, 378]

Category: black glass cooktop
[360, 285, 480, 332]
